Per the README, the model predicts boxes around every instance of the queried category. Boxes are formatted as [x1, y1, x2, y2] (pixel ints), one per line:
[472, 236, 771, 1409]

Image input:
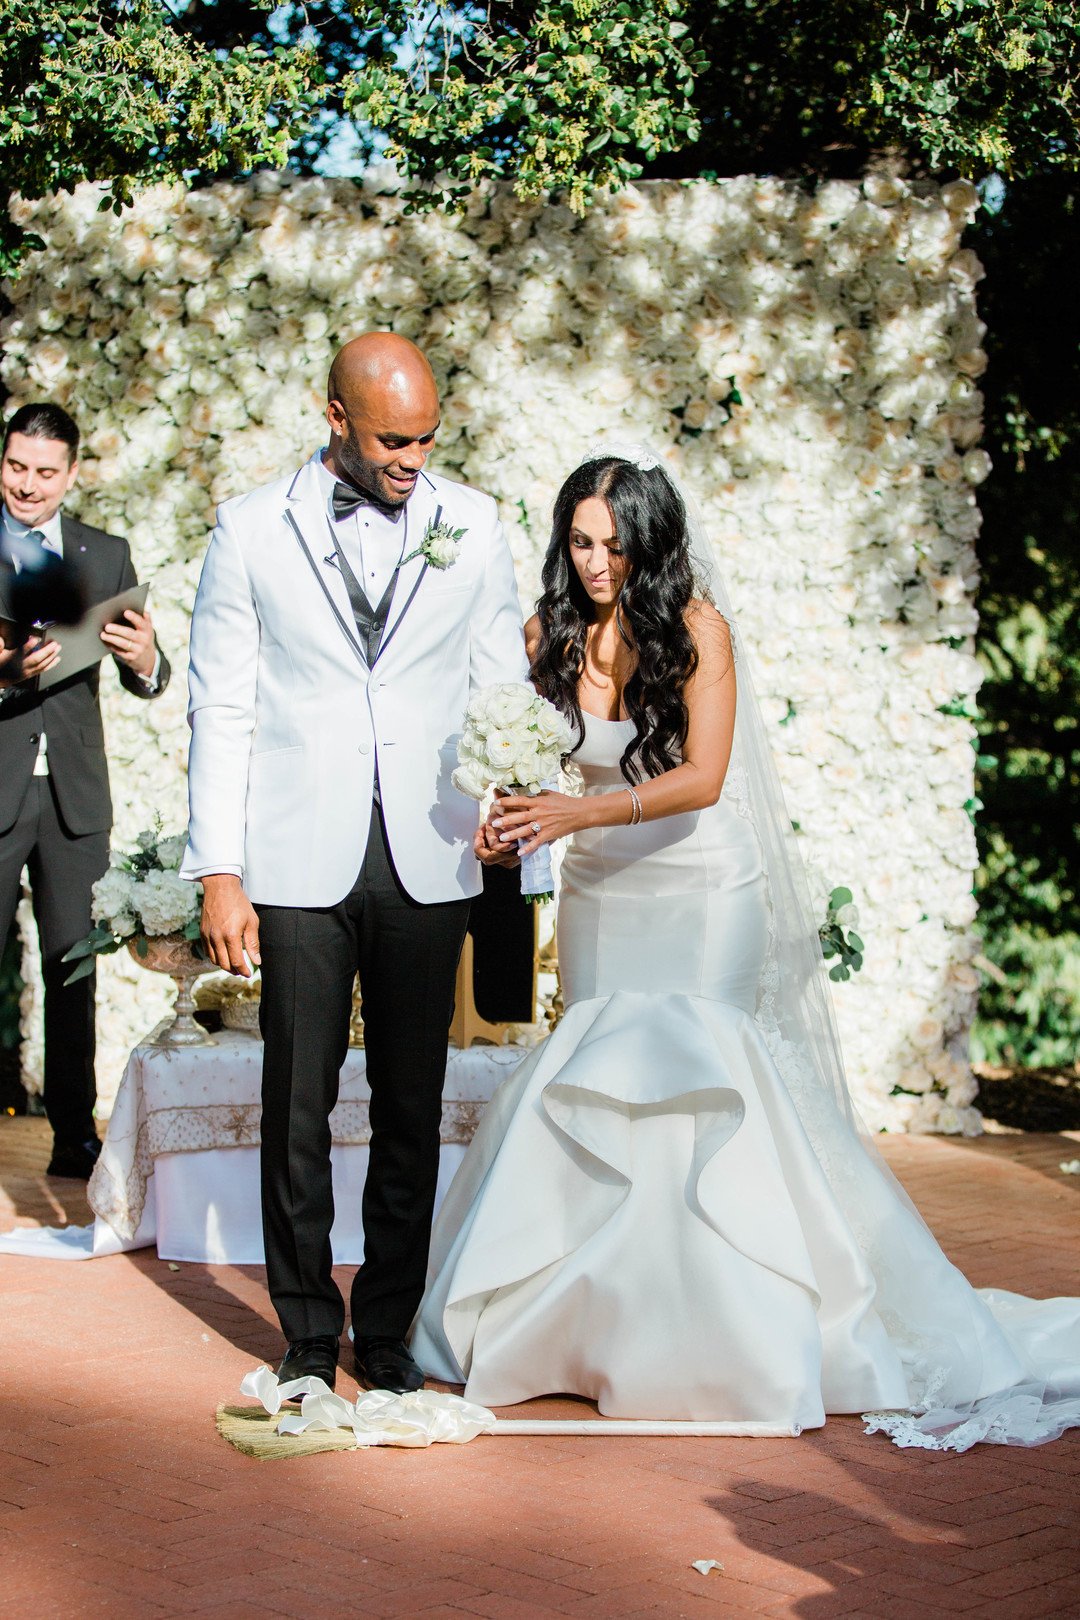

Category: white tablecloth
[0, 1031, 526, 1263]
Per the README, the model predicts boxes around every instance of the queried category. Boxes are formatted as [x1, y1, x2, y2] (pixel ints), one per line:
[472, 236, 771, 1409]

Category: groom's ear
[326, 398, 347, 439]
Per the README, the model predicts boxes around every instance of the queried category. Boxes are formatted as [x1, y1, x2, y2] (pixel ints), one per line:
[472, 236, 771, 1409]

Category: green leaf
[62, 956, 98, 987]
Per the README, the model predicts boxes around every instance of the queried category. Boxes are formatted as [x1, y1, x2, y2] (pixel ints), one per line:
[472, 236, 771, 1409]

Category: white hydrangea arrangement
[63, 828, 201, 983]
[2, 170, 985, 1132]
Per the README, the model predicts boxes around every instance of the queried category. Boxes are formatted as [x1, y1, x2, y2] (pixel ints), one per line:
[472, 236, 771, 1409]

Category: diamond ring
[531, 821, 542, 834]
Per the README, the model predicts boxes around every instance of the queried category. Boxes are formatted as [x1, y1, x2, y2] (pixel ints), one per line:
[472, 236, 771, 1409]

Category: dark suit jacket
[0, 514, 171, 837]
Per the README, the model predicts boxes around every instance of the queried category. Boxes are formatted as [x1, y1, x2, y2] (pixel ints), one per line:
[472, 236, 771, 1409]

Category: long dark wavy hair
[530, 456, 700, 784]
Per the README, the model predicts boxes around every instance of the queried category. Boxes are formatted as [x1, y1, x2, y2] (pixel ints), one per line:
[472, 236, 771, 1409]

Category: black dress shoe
[277, 1335, 339, 1390]
[46, 1138, 102, 1180]
[354, 1336, 426, 1394]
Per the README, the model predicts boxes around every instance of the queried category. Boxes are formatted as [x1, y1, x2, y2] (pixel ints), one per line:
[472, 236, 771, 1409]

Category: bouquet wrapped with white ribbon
[452, 683, 574, 902]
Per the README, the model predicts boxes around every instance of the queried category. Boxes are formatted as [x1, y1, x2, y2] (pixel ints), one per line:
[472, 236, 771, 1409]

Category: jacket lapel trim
[285, 456, 368, 666]
[284, 510, 368, 670]
[374, 472, 439, 663]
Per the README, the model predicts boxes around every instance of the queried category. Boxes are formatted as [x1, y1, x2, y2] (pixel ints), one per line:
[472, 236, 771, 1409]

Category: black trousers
[257, 805, 471, 1342]
[0, 777, 109, 1146]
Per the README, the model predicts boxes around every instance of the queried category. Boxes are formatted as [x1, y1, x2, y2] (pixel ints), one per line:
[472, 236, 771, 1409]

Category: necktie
[8, 526, 49, 572]
[332, 480, 401, 522]
[6, 527, 83, 627]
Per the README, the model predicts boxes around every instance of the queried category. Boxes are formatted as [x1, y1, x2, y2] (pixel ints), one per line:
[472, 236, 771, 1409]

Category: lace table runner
[87, 1029, 524, 1242]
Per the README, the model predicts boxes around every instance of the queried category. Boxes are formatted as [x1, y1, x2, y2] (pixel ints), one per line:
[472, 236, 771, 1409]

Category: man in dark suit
[0, 403, 170, 1178]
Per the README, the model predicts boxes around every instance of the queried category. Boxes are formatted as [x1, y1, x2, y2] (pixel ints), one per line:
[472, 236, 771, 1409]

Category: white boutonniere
[404, 518, 465, 571]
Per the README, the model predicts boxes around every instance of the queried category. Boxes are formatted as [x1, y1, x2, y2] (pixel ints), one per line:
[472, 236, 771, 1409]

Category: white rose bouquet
[453, 683, 574, 902]
[63, 824, 202, 983]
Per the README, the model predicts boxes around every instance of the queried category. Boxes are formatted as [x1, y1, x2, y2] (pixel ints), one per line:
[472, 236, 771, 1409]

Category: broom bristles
[215, 1404, 358, 1460]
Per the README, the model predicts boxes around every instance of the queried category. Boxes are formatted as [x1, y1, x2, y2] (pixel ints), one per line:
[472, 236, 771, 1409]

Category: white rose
[948, 249, 985, 289]
[510, 747, 545, 792]
[888, 1094, 922, 1129]
[862, 174, 907, 208]
[962, 449, 992, 485]
[533, 703, 574, 750]
[908, 1094, 944, 1134]
[155, 834, 188, 871]
[954, 348, 988, 379]
[946, 1074, 979, 1108]
[895, 1065, 933, 1095]
[909, 1016, 945, 1051]
[425, 530, 461, 568]
[451, 761, 488, 801]
[484, 684, 539, 727]
[940, 180, 979, 218]
[177, 245, 214, 283]
[483, 730, 519, 771]
[957, 1106, 983, 1138]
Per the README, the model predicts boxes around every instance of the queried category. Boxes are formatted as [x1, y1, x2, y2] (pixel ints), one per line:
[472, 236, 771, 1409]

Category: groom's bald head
[325, 332, 440, 508]
[328, 332, 439, 416]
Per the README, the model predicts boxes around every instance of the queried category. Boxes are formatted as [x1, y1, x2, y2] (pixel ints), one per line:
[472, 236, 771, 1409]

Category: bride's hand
[492, 791, 582, 856]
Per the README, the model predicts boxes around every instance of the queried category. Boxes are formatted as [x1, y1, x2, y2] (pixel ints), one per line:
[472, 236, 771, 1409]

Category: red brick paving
[1, 1116, 1078, 1618]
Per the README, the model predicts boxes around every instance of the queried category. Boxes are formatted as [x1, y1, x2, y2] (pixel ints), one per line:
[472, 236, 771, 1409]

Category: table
[49, 1030, 525, 1263]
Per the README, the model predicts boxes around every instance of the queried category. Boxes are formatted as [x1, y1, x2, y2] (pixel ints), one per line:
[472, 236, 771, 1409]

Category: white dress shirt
[0, 504, 160, 769]
[316, 453, 408, 606]
[1, 505, 65, 772]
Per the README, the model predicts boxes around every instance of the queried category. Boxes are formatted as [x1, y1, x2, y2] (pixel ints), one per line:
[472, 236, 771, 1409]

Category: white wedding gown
[412, 715, 1080, 1447]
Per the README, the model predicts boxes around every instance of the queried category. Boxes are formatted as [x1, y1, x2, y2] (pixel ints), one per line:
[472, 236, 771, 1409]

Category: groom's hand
[200, 874, 261, 976]
[474, 820, 520, 867]
[476, 793, 520, 867]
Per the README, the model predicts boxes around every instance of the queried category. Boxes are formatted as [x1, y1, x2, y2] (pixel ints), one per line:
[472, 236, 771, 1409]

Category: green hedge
[971, 174, 1080, 1067]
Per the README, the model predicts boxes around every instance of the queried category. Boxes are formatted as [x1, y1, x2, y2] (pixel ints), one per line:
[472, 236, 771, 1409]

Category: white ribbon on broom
[452, 683, 574, 903]
[239, 1366, 495, 1448]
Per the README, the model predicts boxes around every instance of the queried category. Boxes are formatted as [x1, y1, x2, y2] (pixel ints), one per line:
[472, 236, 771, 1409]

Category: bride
[411, 445, 1080, 1449]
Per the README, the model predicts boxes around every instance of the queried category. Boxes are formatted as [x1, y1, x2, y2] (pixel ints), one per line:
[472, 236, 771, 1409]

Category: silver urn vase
[127, 933, 215, 1047]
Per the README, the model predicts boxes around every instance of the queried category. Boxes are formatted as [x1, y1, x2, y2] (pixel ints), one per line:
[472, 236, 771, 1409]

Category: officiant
[0, 403, 171, 1179]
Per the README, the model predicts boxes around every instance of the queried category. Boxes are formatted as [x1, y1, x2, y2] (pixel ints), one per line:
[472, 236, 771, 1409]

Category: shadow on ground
[0, 1115, 97, 1228]
[976, 1064, 1080, 1133]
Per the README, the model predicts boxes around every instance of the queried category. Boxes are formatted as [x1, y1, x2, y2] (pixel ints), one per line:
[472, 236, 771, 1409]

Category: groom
[182, 334, 527, 1392]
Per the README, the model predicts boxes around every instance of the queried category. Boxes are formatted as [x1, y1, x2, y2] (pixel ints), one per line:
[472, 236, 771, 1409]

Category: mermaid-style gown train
[412, 716, 1080, 1448]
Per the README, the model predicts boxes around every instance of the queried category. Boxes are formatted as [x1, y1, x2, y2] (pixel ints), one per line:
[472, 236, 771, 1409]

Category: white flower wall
[1, 172, 986, 1132]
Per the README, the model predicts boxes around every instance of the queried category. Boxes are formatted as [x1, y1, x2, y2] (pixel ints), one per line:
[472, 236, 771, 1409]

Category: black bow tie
[332, 480, 402, 522]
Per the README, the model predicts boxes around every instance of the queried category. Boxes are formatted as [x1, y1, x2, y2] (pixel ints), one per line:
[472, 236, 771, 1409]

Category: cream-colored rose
[484, 685, 540, 727]
[940, 179, 979, 218]
[961, 449, 992, 485]
[451, 761, 488, 801]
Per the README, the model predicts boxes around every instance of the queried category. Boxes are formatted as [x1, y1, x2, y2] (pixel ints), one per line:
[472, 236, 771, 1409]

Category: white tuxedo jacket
[181, 453, 528, 906]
